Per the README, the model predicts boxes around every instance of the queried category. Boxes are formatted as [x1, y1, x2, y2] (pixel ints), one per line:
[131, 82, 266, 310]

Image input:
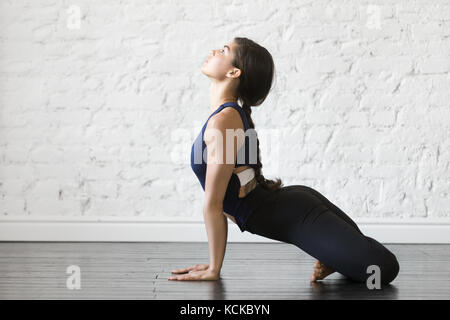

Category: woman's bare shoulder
[207, 107, 244, 130]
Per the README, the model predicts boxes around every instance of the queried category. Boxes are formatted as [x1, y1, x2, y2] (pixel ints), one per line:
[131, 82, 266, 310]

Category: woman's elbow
[203, 202, 223, 216]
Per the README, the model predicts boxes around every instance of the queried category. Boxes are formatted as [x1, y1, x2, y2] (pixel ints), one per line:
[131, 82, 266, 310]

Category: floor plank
[0, 242, 448, 299]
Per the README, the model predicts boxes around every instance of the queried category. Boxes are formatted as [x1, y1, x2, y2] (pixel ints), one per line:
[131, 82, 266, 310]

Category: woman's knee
[381, 252, 400, 284]
[363, 237, 400, 284]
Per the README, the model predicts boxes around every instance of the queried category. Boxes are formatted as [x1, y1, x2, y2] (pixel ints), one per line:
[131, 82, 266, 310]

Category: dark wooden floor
[0, 242, 448, 300]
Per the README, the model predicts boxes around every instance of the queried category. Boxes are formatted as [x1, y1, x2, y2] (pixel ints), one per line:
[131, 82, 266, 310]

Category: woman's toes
[311, 260, 335, 282]
[310, 266, 321, 282]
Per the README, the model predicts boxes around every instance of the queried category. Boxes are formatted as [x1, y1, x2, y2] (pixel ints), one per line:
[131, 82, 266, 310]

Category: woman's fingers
[168, 269, 219, 281]
[169, 270, 202, 280]
[171, 267, 192, 274]
[171, 264, 209, 274]
[169, 273, 198, 281]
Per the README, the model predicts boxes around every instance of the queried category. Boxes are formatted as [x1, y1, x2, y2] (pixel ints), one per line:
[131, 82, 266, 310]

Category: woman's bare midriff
[223, 212, 237, 224]
[223, 165, 253, 225]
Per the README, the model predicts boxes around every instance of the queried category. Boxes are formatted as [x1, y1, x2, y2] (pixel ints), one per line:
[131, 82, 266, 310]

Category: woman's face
[201, 41, 239, 80]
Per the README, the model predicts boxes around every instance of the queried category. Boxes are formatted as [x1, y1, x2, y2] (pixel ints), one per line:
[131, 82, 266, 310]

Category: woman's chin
[200, 66, 210, 77]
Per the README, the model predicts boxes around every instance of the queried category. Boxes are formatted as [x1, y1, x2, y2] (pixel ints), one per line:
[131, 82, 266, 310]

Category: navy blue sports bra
[190, 101, 260, 232]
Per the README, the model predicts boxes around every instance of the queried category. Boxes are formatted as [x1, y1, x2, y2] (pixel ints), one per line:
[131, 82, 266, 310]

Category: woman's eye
[220, 49, 225, 54]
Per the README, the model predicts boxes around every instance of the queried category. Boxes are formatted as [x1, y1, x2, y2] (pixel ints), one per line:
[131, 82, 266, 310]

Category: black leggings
[243, 185, 400, 285]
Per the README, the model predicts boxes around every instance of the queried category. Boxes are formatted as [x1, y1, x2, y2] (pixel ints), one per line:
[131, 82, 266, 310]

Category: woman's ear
[230, 68, 241, 78]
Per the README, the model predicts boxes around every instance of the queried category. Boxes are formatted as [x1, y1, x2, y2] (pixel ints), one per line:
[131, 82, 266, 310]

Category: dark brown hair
[231, 37, 284, 192]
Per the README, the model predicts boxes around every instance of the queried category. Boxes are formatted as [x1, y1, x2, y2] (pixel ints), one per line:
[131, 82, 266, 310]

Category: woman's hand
[171, 263, 210, 274]
[169, 264, 220, 281]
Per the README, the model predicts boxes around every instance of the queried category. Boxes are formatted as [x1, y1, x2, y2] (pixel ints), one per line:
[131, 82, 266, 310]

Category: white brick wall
[0, 1, 449, 240]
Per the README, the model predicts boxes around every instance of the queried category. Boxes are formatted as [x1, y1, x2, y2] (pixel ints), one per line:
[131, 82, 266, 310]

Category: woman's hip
[243, 184, 326, 239]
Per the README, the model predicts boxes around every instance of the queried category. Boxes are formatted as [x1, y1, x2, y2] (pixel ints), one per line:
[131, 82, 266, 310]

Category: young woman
[168, 37, 400, 284]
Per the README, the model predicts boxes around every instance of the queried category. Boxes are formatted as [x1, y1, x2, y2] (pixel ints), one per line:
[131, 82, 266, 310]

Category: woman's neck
[209, 81, 238, 112]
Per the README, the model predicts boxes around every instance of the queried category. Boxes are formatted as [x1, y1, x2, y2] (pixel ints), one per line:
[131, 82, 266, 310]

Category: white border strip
[0, 217, 450, 243]
[1, 215, 449, 224]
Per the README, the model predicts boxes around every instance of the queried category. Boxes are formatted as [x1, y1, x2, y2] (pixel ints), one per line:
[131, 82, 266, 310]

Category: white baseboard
[1, 216, 450, 243]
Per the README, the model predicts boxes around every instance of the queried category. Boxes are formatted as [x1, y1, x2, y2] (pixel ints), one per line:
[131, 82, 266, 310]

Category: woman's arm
[168, 108, 244, 281]
[203, 109, 245, 274]
[203, 203, 228, 273]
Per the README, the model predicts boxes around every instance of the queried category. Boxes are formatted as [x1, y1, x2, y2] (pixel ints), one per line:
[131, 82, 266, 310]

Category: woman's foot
[310, 260, 335, 282]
